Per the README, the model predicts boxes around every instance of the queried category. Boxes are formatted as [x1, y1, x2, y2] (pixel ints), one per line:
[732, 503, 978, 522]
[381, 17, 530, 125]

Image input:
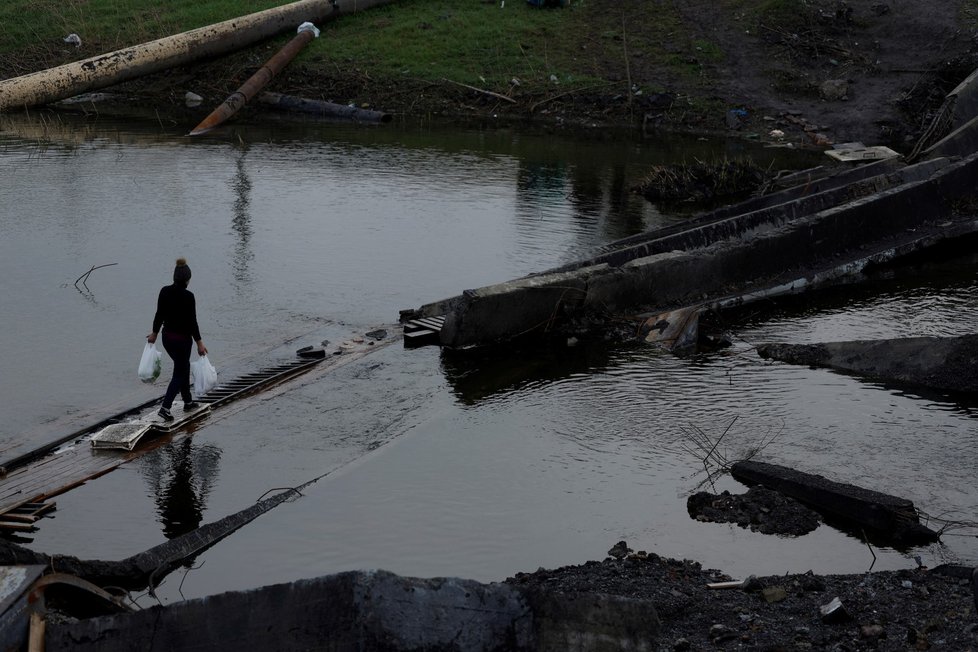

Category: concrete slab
[417, 151, 978, 349]
[730, 461, 940, 546]
[756, 334, 978, 395]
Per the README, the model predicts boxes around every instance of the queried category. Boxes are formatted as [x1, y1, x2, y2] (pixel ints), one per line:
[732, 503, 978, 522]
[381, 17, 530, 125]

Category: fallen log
[756, 334, 978, 395]
[730, 460, 940, 546]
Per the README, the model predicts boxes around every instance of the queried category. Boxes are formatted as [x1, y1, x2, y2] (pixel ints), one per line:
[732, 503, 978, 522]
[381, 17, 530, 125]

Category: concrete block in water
[756, 334, 978, 395]
[730, 460, 939, 546]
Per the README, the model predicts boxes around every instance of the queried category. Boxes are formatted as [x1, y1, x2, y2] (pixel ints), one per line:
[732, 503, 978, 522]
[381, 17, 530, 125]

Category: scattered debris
[687, 485, 821, 536]
[825, 143, 900, 162]
[639, 306, 701, 350]
[633, 158, 771, 205]
[296, 345, 327, 359]
[819, 596, 851, 623]
[364, 329, 388, 341]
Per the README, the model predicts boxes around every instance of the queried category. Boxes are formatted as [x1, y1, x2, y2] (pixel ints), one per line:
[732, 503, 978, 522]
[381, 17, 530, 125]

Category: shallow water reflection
[3, 111, 975, 603]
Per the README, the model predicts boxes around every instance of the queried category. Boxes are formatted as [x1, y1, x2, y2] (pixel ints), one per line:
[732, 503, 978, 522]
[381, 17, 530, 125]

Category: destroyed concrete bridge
[402, 68, 978, 350]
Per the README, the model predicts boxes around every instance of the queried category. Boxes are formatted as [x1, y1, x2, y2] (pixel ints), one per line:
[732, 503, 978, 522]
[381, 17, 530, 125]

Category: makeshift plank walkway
[0, 358, 322, 531]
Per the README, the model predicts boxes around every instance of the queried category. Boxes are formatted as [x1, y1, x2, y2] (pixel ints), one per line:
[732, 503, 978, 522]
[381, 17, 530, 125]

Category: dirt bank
[3, 1, 976, 147]
[167, 0, 978, 146]
[507, 547, 978, 650]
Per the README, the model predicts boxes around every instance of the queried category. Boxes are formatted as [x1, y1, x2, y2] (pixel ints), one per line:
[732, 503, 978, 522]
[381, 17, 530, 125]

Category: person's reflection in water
[141, 436, 221, 540]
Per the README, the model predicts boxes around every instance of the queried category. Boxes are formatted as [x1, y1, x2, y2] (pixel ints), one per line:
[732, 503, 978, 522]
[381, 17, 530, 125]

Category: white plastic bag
[191, 355, 218, 396]
[138, 343, 162, 382]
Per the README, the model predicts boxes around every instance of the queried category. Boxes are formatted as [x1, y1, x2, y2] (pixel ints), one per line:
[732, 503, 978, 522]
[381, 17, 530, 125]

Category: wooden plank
[0, 457, 123, 514]
[22, 502, 56, 516]
[0, 451, 102, 494]
[8, 502, 55, 516]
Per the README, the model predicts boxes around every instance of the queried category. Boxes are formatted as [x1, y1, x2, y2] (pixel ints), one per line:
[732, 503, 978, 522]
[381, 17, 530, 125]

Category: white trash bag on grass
[138, 343, 162, 382]
[191, 355, 218, 396]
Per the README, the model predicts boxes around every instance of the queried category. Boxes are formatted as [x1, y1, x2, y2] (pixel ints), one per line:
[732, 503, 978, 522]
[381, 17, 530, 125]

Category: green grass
[0, 0, 609, 94]
[0, 0, 285, 50]
[0, 1, 737, 108]
[312, 1, 587, 87]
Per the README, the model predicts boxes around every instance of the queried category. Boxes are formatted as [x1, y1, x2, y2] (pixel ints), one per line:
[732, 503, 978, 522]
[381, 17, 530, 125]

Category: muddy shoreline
[507, 549, 978, 651]
[4, 1, 977, 148]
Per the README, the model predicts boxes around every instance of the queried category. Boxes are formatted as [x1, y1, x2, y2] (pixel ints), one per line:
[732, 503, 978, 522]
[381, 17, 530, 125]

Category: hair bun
[176, 257, 188, 266]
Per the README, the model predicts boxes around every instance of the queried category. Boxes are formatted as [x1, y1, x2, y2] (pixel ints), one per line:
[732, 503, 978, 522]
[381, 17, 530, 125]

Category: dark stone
[296, 346, 326, 359]
[607, 540, 631, 560]
[820, 597, 852, 624]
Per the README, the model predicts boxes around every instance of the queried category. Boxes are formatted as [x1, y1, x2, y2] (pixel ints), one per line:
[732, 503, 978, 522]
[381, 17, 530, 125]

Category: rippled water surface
[1, 112, 975, 604]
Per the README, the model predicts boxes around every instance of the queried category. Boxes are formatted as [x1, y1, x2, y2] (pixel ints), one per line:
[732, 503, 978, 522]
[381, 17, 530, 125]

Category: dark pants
[162, 331, 193, 409]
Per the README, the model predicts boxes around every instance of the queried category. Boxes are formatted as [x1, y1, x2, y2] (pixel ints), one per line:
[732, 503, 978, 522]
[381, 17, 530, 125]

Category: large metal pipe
[189, 24, 318, 136]
[0, 0, 397, 112]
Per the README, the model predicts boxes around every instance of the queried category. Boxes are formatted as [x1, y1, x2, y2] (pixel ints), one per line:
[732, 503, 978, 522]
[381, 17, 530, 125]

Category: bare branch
[74, 263, 118, 289]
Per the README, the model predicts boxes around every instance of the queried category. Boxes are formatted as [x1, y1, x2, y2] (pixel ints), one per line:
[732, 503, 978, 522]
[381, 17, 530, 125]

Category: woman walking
[147, 258, 207, 421]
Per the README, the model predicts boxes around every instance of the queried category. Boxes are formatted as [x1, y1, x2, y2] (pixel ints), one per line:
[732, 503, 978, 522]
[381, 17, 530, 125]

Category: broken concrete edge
[39, 569, 661, 652]
[582, 154, 951, 284]
[755, 334, 978, 395]
[948, 67, 978, 129]
[424, 150, 978, 349]
[729, 460, 940, 546]
[923, 111, 978, 160]
[713, 217, 978, 310]
[398, 157, 917, 327]
[593, 157, 908, 258]
[438, 266, 606, 349]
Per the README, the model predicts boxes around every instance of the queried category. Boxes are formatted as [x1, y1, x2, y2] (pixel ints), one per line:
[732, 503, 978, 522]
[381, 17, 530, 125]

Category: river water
[1, 111, 975, 605]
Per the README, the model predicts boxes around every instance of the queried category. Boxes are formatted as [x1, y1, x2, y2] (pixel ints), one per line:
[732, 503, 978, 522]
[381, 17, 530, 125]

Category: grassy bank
[2, 1, 975, 139]
[0, 1, 665, 97]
